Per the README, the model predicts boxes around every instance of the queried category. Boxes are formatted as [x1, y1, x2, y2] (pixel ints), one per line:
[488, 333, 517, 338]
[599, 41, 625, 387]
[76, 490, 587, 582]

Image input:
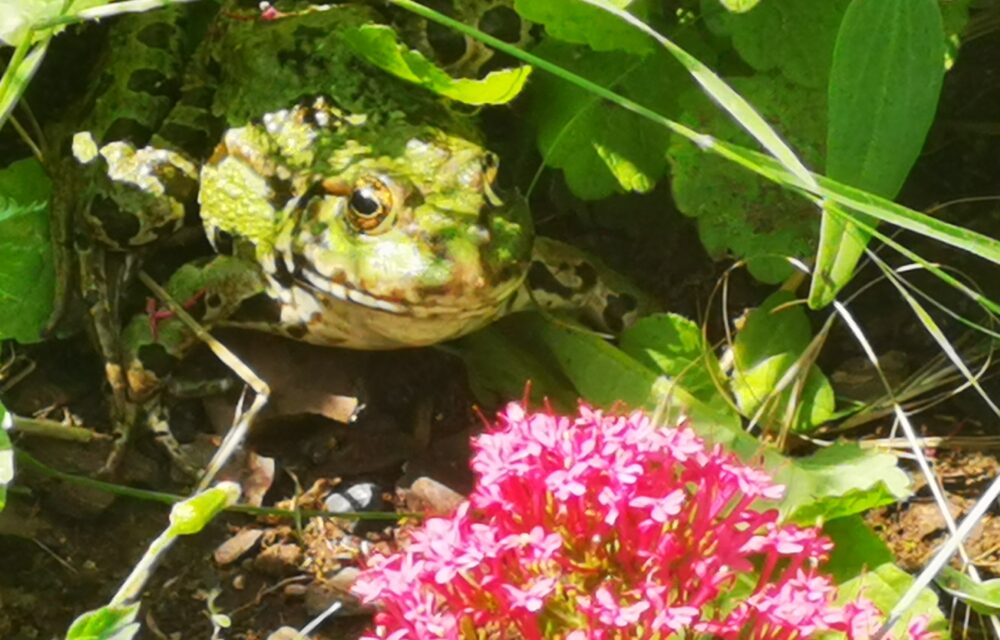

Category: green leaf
[810, 0, 945, 308]
[66, 603, 141, 640]
[528, 41, 684, 200]
[168, 482, 240, 536]
[340, 24, 530, 105]
[513, 0, 654, 55]
[456, 312, 909, 523]
[0, 158, 54, 343]
[822, 516, 894, 584]
[730, 290, 834, 432]
[936, 566, 1000, 615]
[838, 564, 948, 636]
[781, 444, 910, 523]
[619, 313, 726, 408]
[708, 0, 851, 89]
[0, 404, 12, 511]
[667, 76, 826, 282]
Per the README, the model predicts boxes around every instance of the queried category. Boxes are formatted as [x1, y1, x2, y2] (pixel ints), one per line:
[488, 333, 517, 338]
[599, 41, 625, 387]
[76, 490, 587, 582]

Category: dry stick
[137, 271, 270, 492]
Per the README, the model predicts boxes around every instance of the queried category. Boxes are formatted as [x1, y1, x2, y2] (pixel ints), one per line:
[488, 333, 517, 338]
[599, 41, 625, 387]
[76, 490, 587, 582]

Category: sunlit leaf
[810, 0, 945, 307]
[730, 290, 835, 432]
[65, 603, 141, 640]
[341, 24, 530, 105]
[513, 0, 655, 54]
[619, 313, 726, 408]
[839, 564, 948, 636]
[528, 41, 685, 200]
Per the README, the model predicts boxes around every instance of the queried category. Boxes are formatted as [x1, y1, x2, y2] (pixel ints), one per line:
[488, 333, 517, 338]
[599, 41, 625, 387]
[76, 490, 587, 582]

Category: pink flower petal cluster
[353, 403, 934, 640]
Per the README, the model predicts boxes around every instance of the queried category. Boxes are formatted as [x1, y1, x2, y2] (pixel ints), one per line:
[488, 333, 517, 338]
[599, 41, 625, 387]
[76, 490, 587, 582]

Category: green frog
[51, 1, 647, 476]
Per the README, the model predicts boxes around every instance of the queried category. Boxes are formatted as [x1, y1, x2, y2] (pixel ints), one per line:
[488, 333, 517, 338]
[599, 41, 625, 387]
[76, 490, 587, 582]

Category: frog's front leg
[76, 235, 140, 475]
[120, 255, 269, 475]
[71, 134, 199, 475]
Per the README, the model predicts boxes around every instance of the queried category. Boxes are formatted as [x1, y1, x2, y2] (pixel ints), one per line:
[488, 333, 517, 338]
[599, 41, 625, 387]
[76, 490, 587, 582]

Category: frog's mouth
[274, 256, 523, 322]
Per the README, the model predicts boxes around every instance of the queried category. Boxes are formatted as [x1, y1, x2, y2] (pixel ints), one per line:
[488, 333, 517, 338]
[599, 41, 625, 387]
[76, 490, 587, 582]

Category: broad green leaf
[838, 564, 948, 637]
[781, 443, 909, 523]
[810, 0, 945, 308]
[456, 312, 909, 522]
[668, 77, 826, 282]
[0, 404, 12, 511]
[822, 516, 894, 583]
[169, 482, 240, 536]
[66, 603, 141, 640]
[341, 24, 530, 105]
[707, 0, 851, 89]
[513, 0, 654, 55]
[0, 158, 54, 343]
[528, 41, 684, 200]
[730, 290, 835, 432]
[936, 566, 1000, 615]
[619, 313, 726, 408]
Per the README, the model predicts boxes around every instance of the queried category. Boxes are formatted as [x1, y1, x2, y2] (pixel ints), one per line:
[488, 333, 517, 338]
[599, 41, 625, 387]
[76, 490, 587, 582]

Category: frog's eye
[343, 177, 395, 233]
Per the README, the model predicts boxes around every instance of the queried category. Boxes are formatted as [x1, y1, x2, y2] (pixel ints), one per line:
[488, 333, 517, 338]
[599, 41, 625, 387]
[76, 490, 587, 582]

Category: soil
[2, 7, 1000, 640]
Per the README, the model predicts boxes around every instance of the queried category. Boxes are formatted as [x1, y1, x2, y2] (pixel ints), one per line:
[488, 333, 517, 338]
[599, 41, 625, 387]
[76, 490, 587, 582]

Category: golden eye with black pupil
[346, 176, 394, 233]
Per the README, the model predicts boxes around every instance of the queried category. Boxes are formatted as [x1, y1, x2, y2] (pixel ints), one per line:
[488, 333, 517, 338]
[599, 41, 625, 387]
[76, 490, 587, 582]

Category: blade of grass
[0, 38, 49, 134]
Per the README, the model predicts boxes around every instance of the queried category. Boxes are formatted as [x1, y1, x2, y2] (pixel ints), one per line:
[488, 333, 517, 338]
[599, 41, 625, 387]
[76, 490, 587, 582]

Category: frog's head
[200, 99, 533, 348]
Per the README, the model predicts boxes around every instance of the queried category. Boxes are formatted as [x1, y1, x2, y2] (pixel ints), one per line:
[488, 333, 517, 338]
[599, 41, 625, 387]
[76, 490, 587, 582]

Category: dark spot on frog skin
[527, 261, 574, 299]
[211, 229, 235, 254]
[231, 292, 283, 325]
[136, 22, 177, 50]
[574, 262, 598, 291]
[103, 118, 154, 146]
[270, 253, 296, 289]
[205, 293, 223, 310]
[127, 68, 180, 100]
[156, 122, 213, 158]
[137, 343, 179, 378]
[180, 85, 215, 110]
[602, 293, 638, 334]
[267, 175, 295, 210]
[91, 196, 141, 246]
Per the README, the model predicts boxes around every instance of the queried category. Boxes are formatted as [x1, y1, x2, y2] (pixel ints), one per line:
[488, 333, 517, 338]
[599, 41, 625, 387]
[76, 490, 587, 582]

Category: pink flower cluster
[353, 403, 935, 639]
